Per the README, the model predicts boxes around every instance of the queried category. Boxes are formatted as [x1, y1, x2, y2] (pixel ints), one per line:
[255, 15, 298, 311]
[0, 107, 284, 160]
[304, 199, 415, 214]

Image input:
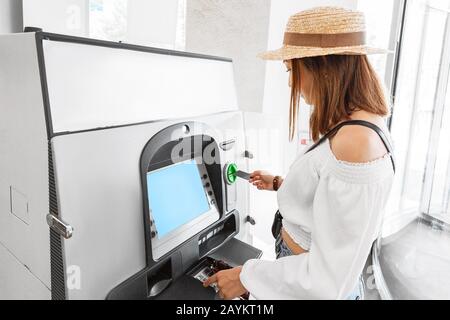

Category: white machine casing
[0, 32, 252, 299]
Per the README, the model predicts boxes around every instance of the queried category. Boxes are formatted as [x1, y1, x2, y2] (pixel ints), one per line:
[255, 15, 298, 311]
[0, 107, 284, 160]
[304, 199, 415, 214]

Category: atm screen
[146, 159, 211, 238]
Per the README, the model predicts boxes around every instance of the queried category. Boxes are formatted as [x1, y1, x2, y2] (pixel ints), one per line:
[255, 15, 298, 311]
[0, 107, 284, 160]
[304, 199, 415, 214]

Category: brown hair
[289, 55, 389, 142]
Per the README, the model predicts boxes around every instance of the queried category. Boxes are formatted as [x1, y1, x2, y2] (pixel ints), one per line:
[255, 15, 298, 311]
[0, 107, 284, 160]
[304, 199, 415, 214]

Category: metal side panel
[224, 113, 251, 244]
[242, 112, 286, 252]
[51, 111, 248, 299]
[0, 32, 51, 294]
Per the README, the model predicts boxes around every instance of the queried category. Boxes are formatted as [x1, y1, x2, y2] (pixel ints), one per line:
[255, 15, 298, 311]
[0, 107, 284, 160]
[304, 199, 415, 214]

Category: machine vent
[49, 142, 66, 300]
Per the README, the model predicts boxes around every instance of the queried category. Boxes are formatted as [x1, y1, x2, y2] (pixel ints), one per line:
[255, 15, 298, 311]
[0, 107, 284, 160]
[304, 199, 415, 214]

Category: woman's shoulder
[330, 118, 389, 164]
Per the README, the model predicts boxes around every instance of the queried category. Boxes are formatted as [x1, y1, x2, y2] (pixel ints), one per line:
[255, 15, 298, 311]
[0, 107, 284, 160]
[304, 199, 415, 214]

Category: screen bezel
[147, 157, 220, 260]
[139, 124, 224, 267]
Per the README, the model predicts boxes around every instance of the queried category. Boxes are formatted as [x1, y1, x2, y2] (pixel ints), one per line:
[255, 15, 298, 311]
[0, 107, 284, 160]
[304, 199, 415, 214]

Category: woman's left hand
[203, 266, 248, 300]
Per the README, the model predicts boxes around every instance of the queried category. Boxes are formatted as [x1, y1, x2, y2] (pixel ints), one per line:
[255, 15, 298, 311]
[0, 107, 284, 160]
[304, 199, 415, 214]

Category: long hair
[288, 55, 389, 142]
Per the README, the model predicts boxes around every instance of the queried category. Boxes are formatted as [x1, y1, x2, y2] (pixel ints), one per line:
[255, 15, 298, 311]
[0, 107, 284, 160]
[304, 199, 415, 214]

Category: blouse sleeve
[239, 159, 393, 300]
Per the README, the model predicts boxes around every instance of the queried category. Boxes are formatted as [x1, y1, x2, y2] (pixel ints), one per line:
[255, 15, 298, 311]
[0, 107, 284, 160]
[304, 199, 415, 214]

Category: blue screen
[146, 160, 210, 238]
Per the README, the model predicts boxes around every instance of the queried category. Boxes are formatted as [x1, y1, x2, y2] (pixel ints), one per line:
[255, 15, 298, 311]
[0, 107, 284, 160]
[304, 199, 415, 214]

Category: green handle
[226, 163, 238, 184]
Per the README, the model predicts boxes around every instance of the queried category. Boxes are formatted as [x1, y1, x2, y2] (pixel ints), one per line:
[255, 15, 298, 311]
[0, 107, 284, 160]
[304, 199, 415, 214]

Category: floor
[378, 218, 450, 299]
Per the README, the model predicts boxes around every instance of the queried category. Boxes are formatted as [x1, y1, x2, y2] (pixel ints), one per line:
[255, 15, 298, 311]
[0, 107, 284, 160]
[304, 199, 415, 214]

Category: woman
[204, 6, 395, 300]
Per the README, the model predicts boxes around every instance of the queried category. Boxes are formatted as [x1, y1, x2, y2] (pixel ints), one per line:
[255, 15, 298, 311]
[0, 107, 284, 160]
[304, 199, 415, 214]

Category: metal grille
[49, 142, 66, 300]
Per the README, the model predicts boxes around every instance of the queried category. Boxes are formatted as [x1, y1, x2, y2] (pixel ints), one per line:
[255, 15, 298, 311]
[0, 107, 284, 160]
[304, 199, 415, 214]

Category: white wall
[0, 0, 23, 34]
[185, 0, 271, 113]
[127, 0, 180, 48]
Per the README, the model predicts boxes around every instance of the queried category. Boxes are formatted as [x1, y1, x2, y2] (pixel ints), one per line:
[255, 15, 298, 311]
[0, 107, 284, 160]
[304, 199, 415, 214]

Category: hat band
[284, 31, 366, 48]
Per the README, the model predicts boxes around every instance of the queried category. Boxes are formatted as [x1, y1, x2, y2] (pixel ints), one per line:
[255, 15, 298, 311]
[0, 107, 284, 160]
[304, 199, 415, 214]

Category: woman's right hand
[249, 170, 276, 191]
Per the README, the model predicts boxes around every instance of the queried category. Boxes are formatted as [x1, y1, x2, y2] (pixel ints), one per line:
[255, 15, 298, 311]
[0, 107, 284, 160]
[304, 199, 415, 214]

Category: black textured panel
[49, 142, 66, 300]
[50, 229, 66, 300]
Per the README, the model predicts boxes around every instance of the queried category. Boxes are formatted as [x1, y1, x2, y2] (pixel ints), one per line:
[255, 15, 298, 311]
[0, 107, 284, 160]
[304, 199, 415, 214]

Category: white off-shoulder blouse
[240, 138, 394, 300]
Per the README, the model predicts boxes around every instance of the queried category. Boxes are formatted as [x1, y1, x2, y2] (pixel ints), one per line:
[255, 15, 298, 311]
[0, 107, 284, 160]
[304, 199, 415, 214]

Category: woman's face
[284, 59, 313, 105]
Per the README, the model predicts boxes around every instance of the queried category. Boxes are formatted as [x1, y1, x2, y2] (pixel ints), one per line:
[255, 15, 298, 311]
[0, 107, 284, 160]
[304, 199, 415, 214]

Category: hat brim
[258, 45, 390, 60]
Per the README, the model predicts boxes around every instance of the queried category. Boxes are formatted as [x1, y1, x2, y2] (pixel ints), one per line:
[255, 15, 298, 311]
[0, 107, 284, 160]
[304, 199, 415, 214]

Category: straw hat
[259, 6, 388, 60]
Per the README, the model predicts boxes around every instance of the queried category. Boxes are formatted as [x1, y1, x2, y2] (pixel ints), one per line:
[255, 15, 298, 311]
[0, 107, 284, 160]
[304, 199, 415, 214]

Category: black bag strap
[305, 120, 396, 173]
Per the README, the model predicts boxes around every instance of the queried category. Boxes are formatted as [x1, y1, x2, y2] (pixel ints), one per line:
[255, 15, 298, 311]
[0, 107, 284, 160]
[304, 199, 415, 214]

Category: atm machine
[0, 30, 261, 300]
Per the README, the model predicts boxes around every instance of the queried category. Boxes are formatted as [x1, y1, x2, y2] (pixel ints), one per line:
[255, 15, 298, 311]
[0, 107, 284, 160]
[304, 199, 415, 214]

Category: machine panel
[42, 38, 238, 134]
[51, 111, 248, 299]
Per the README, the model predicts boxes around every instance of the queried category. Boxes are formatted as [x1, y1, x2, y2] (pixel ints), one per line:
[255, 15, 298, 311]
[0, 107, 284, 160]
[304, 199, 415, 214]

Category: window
[22, 0, 185, 49]
[357, 0, 397, 85]
[89, 0, 127, 42]
[387, 0, 450, 227]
